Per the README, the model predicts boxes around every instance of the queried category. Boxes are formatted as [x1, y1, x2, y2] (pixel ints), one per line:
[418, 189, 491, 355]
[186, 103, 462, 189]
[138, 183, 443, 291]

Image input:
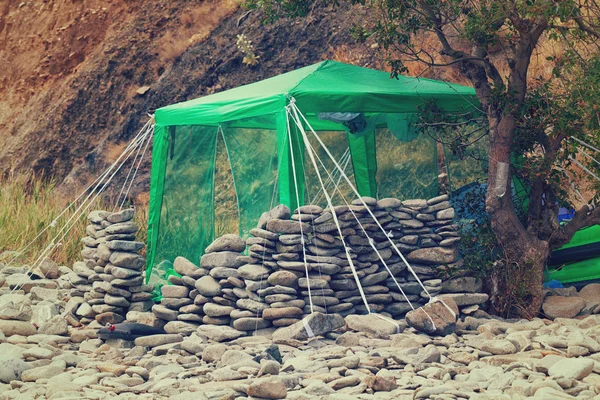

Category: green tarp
[147, 60, 477, 279]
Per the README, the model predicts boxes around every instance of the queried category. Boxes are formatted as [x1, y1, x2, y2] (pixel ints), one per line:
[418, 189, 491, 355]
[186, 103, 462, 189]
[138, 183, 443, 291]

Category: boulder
[0, 294, 32, 321]
[548, 358, 594, 380]
[205, 234, 246, 253]
[0, 356, 31, 383]
[258, 205, 291, 229]
[272, 312, 345, 341]
[441, 277, 483, 293]
[542, 296, 586, 319]
[345, 314, 404, 337]
[405, 298, 459, 336]
[407, 247, 458, 265]
[196, 325, 245, 342]
[0, 320, 36, 336]
[200, 252, 243, 270]
[247, 378, 287, 399]
[173, 257, 200, 276]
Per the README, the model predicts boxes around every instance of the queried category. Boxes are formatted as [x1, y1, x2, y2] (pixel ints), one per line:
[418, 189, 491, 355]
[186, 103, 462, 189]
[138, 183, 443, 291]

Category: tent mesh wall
[148, 125, 217, 285]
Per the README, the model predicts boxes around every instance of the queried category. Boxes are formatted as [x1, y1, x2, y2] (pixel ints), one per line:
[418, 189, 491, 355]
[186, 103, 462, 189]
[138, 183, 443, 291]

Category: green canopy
[147, 60, 477, 282]
[156, 60, 477, 127]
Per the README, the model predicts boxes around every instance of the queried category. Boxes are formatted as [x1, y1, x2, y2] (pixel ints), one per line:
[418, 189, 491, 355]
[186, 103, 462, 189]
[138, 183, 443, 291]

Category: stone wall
[149, 195, 489, 335]
[71, 209, 153, 327]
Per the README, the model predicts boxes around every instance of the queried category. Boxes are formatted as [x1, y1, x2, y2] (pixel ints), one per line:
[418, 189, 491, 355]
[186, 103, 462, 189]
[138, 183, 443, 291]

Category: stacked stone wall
[71, 209, 153, 326]
[150, 195, 489, 335]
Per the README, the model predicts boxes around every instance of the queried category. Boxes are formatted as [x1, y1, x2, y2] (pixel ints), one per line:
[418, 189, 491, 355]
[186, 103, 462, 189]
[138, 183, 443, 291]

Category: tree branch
[549, 204, 600, 250]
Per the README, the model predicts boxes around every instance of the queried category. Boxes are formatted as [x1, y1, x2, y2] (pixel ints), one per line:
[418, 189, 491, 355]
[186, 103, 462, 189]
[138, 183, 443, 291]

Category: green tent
[147, 60, 477, 280]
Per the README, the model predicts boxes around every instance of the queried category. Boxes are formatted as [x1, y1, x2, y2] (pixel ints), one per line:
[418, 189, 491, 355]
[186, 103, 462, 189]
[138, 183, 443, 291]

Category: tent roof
[155, 60, 478, 127]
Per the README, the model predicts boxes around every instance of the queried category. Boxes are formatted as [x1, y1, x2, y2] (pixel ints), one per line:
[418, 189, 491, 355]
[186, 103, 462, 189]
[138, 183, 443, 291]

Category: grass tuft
[0, 175, 148, 268]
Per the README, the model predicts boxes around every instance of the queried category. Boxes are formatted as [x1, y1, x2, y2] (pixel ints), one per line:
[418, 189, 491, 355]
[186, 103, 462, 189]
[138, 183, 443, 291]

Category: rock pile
[542, 283, 600, 319]
[150, 196, 490, 336]
[0, 259, 72, 338]
[70, 209, 153, 327]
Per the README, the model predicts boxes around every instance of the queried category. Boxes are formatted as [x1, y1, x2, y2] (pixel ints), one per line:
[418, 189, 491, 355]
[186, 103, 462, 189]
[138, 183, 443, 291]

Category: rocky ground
[0, 310, 599, 399]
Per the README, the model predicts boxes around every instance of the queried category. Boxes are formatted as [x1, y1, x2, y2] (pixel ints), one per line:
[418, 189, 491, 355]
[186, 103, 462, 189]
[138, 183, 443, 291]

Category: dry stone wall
[150, 195, 489, 336]
[71, 209, 153, 327]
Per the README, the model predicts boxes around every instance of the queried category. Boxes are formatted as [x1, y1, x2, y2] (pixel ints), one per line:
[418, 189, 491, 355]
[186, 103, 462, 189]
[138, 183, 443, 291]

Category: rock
[263, 307, 303, 320]
[196, 325, 245, 342]
[268, 271, 299, 287]
[345, 314, 403, 337]
[21, 364, 64, 382]
[105, 221, 138, 234]
[330, 375, 361, 390]
[247, 378, 287, 399]
[38, 315, 68, 335]
[203, 303, 234, 317]
[200, 251, 243, 269]
[202, 343, 228, 363]
[152, 305, 179, 321]
[405, 298, 459, 335]
[266, 219, 310, 234]
[272, 312, 345, 341]
[578, 283, 600, 304]
[438, 293, 489, 307]
[195, 276, 222, 297]
[407, 247, 458, 265]
[134, 334, 183, 348]
[377, 198, 402, 208]
[364, 375, 398, 392]
[480, 339, 517, 355]
[39, 259, 60, 279]
[258, 205, 291, 229]
[206, 234, 246, 253]
[233, 318, 271, 331]
[0, 294, 32, 321]
[238, 264, 270, 280]
[258, 360, 280, 376]
[109, 252, 145, 269]
[542, 296, 586, 319]
[548, 358, 594, 380]
[107, 208, 135, 223]
[164, 321, 199, 335]
[441, 277, 483, 293]
[0, 356, 31, 383]
[161, 285, 189, 298]
[173, 256, 200, 276]
[0, 320, 36, 336]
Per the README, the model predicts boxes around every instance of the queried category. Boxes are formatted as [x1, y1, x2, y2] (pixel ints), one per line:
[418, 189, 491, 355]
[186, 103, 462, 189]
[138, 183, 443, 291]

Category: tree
[246, 0, 600, 317]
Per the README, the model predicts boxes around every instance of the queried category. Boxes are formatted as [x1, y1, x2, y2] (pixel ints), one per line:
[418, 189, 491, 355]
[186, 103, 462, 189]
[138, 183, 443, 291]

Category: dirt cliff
[0, 0, 378, 197]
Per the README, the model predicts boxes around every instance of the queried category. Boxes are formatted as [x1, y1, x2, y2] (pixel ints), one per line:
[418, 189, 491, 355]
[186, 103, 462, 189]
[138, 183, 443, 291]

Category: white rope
[0, 120, 153, 273]
[9, 126, 153, 292]
[571, 136, 600, 155]
[312, 148, 351, 205]
[119, 125, 154, 209]
[290, 101, 456, 319]
[294, 119, 418, 312]
[577, 147, 600, 169]
[569, 155, 600, 182]
[285, 107, 314, 314]
[290, 101, 433, 298]
[288, 104, 371, 312]
[114, 123, 154, 211]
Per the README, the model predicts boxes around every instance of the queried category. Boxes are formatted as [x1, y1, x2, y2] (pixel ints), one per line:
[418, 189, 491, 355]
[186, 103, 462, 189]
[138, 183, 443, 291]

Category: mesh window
[222, 118, 279, 236]
[375, 128, 439, 200]
[153, 125, 218, 269]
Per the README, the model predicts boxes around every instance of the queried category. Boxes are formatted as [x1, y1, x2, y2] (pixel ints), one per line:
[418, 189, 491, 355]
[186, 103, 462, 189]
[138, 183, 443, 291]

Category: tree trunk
[485, 115, 550, 318]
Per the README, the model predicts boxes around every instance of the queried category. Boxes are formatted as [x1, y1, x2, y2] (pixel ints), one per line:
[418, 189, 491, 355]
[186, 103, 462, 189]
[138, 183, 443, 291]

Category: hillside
[0, 0, 383, 198]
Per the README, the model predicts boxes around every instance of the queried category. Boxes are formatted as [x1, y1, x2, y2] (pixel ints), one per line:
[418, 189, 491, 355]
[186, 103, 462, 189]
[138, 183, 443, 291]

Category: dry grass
[0, 175, 148, 268]
[158, 0, 240, 64]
